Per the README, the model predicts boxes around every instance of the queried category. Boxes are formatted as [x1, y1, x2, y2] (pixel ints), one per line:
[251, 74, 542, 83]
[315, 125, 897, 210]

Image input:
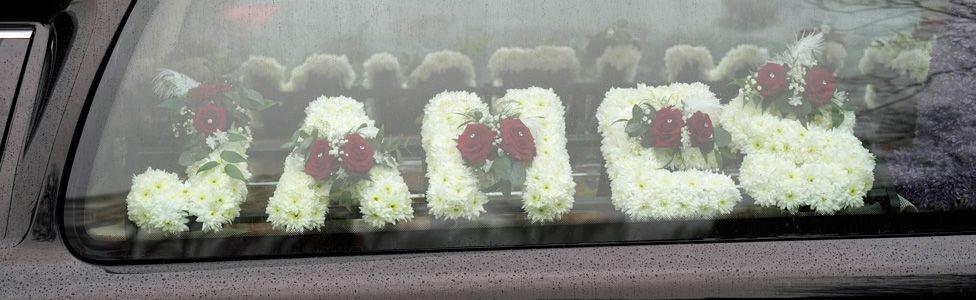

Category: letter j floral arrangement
[126, 70, 277, 233]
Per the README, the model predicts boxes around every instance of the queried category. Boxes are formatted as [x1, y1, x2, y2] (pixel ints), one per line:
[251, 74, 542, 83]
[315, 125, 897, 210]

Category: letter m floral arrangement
[126, 70, 276, 233]
[422, 88, 575, 222]
[720, 33, 876, 214]
[266, 96, 413, 232]
[597, 83, 741, 220]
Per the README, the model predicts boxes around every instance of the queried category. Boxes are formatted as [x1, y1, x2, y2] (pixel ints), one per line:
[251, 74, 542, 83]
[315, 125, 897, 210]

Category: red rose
[193, 103, 228, 136]
[340, 134, 374, 177]
[804, 66, 836, 107]
[499, 118, 536, 163]
[304, 139, 334, 181]
[648, 107, 684, 149]
[456, 123, 495, 166]
[687, 111, 713, 148]
[757, 63, 788, 98]
[188, 82, 230, 100]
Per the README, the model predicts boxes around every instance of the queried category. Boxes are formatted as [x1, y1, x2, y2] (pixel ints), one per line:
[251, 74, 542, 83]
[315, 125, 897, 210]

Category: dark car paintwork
[2, 0, 976, 297]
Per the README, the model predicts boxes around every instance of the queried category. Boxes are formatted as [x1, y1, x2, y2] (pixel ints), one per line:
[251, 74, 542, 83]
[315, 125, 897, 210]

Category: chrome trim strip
[0, 30, 33, 39]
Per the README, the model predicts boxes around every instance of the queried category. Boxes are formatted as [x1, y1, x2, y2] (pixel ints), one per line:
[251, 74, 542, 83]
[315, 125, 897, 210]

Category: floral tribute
[266, 96, 413, 232]
[597, 83, 741, 220]
[421, 88, 575, 222]
[126, 69, 276, 233]
[720, 33, 876, 214]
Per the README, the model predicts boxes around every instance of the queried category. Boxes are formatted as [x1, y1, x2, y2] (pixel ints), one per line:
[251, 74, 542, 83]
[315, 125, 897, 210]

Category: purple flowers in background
[890, 20, 976, 210]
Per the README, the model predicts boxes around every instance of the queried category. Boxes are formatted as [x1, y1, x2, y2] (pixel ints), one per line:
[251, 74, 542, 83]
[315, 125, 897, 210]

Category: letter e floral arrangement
[719, 33, 875, 214]
[597, 82, 742, 220]
[126, 69, 276, 233]
[266, 96, 413, 232]
[421, 88, 575, 222]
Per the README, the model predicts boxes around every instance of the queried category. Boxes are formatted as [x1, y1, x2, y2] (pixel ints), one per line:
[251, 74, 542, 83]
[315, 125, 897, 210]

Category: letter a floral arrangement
[266, 96, 413, 232]
[598, 83, 741, 220]
[126, 69, 276, 234]
[422, 88, 575, 222]
[720, 33, 875, 214]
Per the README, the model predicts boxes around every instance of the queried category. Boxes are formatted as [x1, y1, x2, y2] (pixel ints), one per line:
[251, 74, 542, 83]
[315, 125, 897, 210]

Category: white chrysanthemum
[597, 83, 742, 220]
[858, 31, 933, 83]
[488, 46, 581, 85]
[421, 91, 491, 220]
[495, 87, 576, 222]
[268, 96, 413, 231]
[240, 56, 286, 93]
[409, 50, 476, 87]
[126, 168, 190, 234]
[596, 44, 642, 83]
[301, 96, 375, 140]
[888, 49, 931, 83]
[664, 45, 714, 83]
[356, 167, 414, 227]
[721, 92, 875, 214]
[284, 54, 356, 92]
[153, 69, 200, 99]
[363, 52, 401, 89]
[708, 45, 769, 81]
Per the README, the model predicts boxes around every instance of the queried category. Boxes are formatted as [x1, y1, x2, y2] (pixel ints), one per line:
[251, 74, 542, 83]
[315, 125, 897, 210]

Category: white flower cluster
[127, 127, 253, 233]
[240, 56, 287, 93]
[858, 32, 933, 83]
[495, 88, 576, 222]
[283, 54, 356, 92]
[707, 45, 769, 82]
[664, 45, 714, 82]
[408, 50, 476, 87]
[597, 83, 741, 220]
[421, 89, 576, 222]
[267, 96, 412, 232]
[362, 52, 402, 89]
[721, 87, 876, 214]
[487, 46, 581, 84]
[421, 91, 492, 220]
[596, 44, 642, 83]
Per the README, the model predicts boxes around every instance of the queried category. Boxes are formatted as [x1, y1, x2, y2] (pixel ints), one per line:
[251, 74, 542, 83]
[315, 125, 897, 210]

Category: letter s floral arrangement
[422, 88, 575, 222]
[126, 69, 276, 234]
[720, 33, 876, 214]
[597, 83, 741, 220]
[266, 96, 413, 232]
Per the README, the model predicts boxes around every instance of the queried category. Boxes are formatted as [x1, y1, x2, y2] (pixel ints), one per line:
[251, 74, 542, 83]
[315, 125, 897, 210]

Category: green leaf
[631, 104, 643, 122]
[625, 119, 644, 138]
[178, 150, 207, 167]
[196, 161, 220, 174]
[491, 155, 512, 181]
[775, 99, 793, 116]
[797, 100, 813, 117]
[157, 98, 185, 110]
[220, 151, 247, 163]
[472, 111, 483, 122]
[713, 127, 732, 148]
[227, 132, 248, 142]
[830, 108, 844, 128]
[840, 101, 857, 111]
[224, 164, 246, 182]
[510, 162, 526, 187]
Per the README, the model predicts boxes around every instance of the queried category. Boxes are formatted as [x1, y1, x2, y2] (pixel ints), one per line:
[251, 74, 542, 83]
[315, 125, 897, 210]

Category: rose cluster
[267, 96, 412, 232]
[736, 33, 851, 129]
[597, 83, 741, 220]
[456, 117, 536, 166]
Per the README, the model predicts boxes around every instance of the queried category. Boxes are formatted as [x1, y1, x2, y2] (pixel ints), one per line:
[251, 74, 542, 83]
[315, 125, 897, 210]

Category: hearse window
[64, 0, 972, 262]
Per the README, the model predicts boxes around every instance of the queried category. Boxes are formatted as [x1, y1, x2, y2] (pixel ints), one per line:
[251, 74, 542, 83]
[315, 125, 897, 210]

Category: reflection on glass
[64, 0, 973, 260]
